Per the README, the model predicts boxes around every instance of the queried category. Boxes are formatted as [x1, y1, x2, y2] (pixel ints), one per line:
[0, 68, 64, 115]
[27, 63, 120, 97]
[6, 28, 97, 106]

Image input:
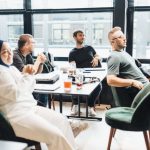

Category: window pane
[0, 0, 23, 9]
[0, 15, 23, 49]
[134, 0, 150, 6]
[33, 13, 113, 58]
[31, 0, 113, 9]
[133, 12, 150, 59]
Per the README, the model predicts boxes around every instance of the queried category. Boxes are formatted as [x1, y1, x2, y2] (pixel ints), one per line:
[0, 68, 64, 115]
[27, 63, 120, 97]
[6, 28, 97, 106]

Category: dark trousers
[125, 86, 140, 105]
[72, 84, 102, 107]
[33, 93, 48, 107]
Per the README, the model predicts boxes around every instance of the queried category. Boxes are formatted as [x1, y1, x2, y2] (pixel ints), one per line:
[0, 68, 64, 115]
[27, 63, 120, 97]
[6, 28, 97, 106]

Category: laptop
[35, 71, 59, 84]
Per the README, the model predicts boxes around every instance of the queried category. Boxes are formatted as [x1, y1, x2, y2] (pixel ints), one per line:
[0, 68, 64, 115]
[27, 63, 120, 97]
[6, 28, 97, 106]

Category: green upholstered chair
[105, 83, 150, 150]
[0, 112, 41, 150]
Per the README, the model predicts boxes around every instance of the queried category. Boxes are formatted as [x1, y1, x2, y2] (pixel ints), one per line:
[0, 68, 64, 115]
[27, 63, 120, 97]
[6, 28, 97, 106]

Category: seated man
[13, 34, 48, 107]
[107, 26, 149, 105]
[69, 30, 101, 116]
[0, 40, 88, 150]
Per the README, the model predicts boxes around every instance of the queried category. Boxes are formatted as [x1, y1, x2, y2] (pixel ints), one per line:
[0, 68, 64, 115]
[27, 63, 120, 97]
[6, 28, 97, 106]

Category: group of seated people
[0, 26, 149, 150]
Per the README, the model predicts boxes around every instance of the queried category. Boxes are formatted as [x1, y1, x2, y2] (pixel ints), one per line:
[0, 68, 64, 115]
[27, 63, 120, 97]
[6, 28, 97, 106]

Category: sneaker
[70, 105, 78, 115]
[88, 107, 97, 117]
[70, 120, 88, 137]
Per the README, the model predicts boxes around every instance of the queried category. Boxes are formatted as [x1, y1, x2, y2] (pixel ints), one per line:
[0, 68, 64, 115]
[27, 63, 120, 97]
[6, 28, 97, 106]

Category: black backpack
[42, 52, 54, 73]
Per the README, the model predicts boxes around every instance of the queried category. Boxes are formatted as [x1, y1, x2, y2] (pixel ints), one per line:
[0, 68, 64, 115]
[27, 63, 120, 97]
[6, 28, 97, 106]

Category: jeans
[72, 83, 102, 107]
[33, 93, 48, 107]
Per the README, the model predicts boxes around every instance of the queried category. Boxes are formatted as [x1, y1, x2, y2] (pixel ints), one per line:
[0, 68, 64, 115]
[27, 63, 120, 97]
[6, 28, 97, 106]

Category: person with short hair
[107, 26, 149, 105]
[69, 30, 101, 116]
[13, 34, 48, 107]
[13, 34, 46, 73]
[69, 30, 101, 68]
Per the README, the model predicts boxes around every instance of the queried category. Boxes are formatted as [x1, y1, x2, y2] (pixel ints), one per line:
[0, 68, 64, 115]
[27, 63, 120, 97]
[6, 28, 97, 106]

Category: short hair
[73, 30, 83, 37]
[18, 34, 33, 49]
[108, 26, 121, 43]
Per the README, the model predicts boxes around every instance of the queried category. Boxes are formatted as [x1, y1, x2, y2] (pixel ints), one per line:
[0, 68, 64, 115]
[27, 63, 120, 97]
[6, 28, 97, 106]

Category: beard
[77, 40, 83, 45]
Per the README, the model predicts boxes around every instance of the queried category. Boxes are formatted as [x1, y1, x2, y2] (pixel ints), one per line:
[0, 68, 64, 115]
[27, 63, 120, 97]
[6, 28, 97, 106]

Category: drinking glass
[64, 77, 72, 92]
[75, 69, 84, 90]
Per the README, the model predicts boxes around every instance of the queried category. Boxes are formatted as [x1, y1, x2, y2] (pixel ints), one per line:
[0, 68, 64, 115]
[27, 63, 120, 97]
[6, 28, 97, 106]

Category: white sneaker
[70, 120, 89, 137]
[88, 107, 97, 116]
[70, 105, 78, 115]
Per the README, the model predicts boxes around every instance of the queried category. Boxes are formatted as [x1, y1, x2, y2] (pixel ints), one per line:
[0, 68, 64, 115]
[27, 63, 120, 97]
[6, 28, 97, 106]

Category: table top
[34, 67, 107, 96]
[0, 140, 27, 150]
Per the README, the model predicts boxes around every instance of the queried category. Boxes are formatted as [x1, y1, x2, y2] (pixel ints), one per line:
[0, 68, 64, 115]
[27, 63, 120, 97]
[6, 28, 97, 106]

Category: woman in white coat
[0, 40, 77, 150]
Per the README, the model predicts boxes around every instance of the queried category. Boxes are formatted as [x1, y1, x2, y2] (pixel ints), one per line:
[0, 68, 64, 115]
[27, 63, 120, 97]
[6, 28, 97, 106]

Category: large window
[0, 0, 23, 9]
[133, 12, 150, 59]
[134, 0, 150, 6]
[31, 0, 113, 9]
[33, 13, 112, 57]
[0, 15, 23, 49]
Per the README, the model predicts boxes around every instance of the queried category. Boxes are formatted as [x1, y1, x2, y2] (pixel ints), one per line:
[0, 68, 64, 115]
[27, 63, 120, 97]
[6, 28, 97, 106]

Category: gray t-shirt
[107, 50, 148, 85]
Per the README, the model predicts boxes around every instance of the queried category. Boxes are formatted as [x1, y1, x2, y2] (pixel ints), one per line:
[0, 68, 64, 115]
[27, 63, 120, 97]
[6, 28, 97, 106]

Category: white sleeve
[12, 66, 35, 93]
[0, 70, 18, 102]
[0, 67, 35, 102]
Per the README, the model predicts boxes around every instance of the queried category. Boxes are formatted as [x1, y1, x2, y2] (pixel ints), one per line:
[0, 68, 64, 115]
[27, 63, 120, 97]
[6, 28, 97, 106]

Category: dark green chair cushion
[105, 107, 135, 131]
[105, 107, 150, 131]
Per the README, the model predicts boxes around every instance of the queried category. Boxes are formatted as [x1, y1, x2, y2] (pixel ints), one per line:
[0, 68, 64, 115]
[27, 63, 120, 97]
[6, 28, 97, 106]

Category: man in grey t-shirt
[107, 27, 148, 105]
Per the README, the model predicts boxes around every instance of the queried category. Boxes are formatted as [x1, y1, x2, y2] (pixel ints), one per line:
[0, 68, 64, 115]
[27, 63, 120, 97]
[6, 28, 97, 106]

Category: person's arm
[13, 53, 25, 72]
[91, 53, 100, 67]
[107, 74, 144, 89]
[94, 53, 100, 60]
[107, 55, 144, 89]
[90, 46, 100, 67]
[0, 67, 35, 102]
[33, 53, 46, 74]
[13, 52, 36, 74]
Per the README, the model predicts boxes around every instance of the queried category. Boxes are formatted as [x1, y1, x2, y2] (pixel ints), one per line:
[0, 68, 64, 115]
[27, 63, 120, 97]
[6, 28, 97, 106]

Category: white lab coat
[0, 65, 76, 150]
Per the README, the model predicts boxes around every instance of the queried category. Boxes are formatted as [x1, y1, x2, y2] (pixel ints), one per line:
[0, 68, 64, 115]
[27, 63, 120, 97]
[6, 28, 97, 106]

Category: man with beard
[68, 30, 101, 116]
[69, 30, 100, 68]
[107, 26, 149, 106]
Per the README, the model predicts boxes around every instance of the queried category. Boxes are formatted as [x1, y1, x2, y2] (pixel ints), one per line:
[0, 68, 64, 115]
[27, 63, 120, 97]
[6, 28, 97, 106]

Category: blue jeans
[33, 93, 48, 107]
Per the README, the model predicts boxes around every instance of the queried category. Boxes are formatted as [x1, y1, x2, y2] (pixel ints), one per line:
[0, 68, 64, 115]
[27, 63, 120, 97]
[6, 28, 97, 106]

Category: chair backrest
[131, 83, 150, 108]
[0, 113, 16, 140]
[111, 86, 133, 107]
[131, 83, 150, 126]
[0, 113, 40, 147]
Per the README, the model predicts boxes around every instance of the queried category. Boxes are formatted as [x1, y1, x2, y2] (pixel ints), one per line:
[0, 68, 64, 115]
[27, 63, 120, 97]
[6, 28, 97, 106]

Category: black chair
[105, 83, 150, 150]
[111, 86, 134, 107]
[0, 113, 41, 150]
[98, 77, 114, 107]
